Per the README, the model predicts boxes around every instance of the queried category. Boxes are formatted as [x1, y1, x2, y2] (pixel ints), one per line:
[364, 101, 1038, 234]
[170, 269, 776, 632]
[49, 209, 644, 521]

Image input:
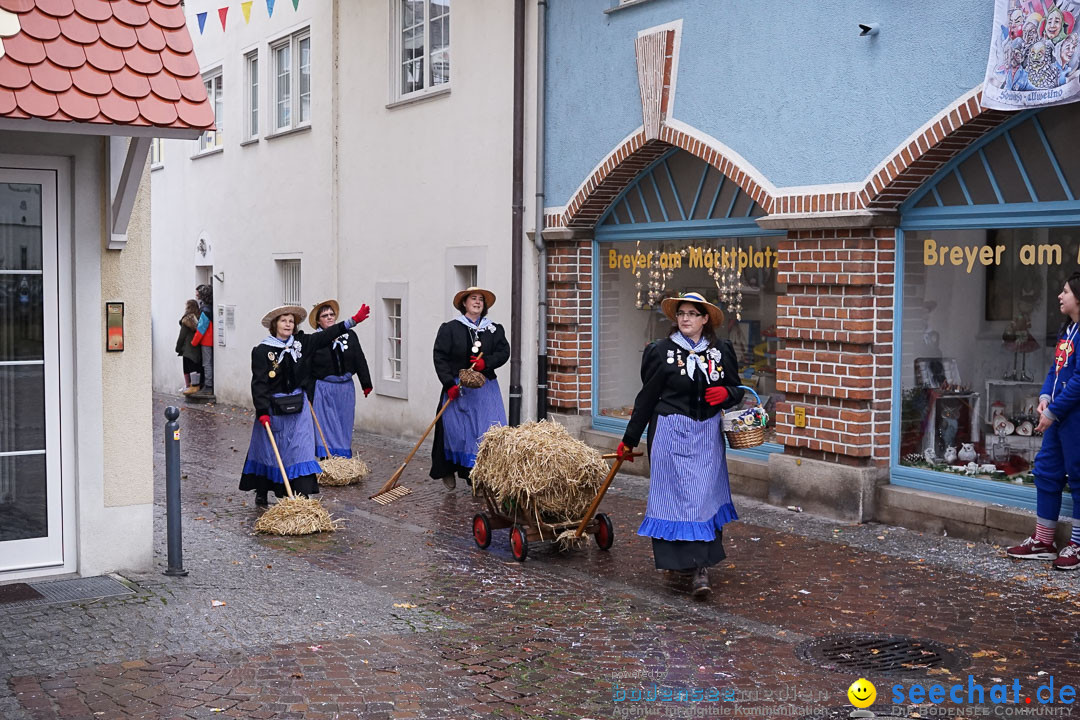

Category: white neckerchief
[314, 325, 350, 352]
[263, 334, 302, 362]
[1053, 322, 1079, 400]
[670, 332, 709, 380]
[454, 314, 492, 332]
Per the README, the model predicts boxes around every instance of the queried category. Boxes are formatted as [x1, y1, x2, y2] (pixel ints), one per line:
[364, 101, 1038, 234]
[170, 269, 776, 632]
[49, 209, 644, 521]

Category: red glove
[470, 355, 486, 371]
[446, 384, 461, 401]
[258, 415, 271, 427]
[352, 304, 370, 324]
[616, 442, 635, 462]
[705, 386, 730, 406]
[363, 387, 372, 398]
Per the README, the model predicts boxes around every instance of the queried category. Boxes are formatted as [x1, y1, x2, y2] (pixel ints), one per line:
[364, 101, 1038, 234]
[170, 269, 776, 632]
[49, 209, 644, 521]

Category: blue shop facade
[540, 0, 1080, 518]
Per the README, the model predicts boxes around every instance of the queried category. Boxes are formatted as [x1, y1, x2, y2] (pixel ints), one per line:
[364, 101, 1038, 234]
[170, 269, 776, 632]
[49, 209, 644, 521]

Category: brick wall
[774, 228, 896, 467]
[546, 239, 593, 413]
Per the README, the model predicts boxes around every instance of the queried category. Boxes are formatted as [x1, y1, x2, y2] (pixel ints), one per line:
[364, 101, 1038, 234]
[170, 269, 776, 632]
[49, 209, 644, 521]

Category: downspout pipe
[534, 0, 547, 420]
[509, 0, 526, 426]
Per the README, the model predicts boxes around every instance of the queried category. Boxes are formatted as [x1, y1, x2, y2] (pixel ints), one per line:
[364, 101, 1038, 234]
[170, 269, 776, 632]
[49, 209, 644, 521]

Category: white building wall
[151, 0, 332, 409]
[152, 0, 540, 437]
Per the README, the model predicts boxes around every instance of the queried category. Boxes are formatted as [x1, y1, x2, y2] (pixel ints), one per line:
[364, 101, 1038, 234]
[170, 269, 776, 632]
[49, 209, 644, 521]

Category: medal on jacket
[268, 350, 280, 379]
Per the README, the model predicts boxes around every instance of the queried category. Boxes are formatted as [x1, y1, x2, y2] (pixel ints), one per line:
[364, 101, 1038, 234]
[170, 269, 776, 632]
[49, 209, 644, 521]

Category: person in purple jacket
[1008, 271, 1080, 570]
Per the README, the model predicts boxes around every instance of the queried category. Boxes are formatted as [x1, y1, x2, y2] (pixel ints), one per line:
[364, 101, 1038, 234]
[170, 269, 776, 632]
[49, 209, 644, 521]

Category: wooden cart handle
[574, 450, 642, 538]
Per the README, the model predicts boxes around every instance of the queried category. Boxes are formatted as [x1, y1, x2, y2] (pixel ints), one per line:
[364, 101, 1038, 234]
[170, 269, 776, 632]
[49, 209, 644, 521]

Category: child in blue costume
[1008, 271, 1080, 570]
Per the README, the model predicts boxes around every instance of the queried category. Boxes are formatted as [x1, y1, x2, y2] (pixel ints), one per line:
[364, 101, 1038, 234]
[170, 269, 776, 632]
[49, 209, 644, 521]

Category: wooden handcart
[470, 450, 641, 562]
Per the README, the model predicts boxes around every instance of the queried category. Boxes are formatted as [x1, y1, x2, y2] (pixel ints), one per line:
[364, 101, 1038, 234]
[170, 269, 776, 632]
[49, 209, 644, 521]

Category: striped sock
[1071, 524, 1080, 546]
[1035, 520, 1057, 545]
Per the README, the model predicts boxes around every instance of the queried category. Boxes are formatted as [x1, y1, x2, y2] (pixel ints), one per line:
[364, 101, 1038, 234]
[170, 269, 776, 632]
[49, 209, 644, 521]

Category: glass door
[0, 169, 63, 572]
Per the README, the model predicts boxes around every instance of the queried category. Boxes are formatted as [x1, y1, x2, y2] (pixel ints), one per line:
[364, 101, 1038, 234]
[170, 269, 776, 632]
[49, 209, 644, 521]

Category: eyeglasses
[675, 311, 704, 319]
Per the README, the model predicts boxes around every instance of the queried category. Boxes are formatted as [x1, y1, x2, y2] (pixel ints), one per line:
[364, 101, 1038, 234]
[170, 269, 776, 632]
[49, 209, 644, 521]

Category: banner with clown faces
[983, 0, 1080, 109]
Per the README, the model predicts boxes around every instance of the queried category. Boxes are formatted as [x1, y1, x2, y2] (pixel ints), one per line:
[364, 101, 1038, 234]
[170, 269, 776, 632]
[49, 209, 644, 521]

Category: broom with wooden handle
[254, 422, 340, 535]
[371, 353, 483, 504]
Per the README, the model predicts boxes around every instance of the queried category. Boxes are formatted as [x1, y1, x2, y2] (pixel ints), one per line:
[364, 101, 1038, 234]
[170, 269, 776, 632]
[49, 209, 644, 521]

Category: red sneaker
[1006, 534, 1058, 560]
[1053, 542, 1080, 571]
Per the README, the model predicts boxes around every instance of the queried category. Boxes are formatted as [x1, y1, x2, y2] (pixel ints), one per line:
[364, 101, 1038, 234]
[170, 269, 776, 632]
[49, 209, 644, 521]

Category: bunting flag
[241, 1, 252, 23]
[218, 6, 228, 30]
[267, 0, 276, 18]
[292, 0, 299, 9]
[196, 11, 207, 34]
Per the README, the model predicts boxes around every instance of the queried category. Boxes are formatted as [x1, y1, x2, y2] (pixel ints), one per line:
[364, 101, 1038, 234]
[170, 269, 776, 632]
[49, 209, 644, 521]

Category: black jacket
[250, 321, 348, 417]
[308, 328, 372, 391]
[622, 337, 744, 448]
[432, 318, 510, 391]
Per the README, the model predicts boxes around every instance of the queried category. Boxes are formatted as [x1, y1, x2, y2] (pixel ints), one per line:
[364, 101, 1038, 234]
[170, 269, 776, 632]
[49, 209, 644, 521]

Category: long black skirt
[651, 531, 726, 571]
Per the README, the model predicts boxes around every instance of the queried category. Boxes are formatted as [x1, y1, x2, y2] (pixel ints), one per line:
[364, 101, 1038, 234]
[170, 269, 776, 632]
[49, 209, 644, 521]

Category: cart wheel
[594, 512, 614, 550]
[510, 524, 528, 562]
[472, 513, 492, 549]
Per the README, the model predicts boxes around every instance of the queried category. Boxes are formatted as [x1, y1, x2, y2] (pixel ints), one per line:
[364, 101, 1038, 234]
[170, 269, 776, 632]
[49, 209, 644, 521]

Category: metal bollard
[163, 406, 188, 577]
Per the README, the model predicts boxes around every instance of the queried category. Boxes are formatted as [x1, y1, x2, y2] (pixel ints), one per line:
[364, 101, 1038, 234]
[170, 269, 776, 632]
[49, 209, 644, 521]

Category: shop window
[898, 227, 1080, 485]
[596, 236, 786, 442]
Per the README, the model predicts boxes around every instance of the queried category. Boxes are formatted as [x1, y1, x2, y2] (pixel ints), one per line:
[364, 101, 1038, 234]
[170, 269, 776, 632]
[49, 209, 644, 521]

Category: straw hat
[660, 291, 724, 327]
[453, 286, 496, 312]
[261, 305, 307, 329]
[308, 299, 340, 329]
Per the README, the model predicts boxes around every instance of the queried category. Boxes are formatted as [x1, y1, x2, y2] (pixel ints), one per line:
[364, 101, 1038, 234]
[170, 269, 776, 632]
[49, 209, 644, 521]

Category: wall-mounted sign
[106, 302, 124, 352]
[982, 0, 1080, 110]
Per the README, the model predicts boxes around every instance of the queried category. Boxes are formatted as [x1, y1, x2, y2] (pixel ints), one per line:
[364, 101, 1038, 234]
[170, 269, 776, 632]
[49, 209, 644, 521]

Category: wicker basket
[723, 386, 768, 449]
[459, 367, 487, 388]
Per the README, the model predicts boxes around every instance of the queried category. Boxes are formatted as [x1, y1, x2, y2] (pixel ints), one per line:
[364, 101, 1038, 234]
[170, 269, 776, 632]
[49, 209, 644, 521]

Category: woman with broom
[616, 292, 744, 598]
[308, 299, 373, 458]
[240, 302, 370, 506]
[430, 287, 510, 490]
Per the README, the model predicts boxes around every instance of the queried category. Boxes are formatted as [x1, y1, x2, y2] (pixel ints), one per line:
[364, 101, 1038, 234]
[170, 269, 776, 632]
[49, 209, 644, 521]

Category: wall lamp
[859, 23, 880, 36]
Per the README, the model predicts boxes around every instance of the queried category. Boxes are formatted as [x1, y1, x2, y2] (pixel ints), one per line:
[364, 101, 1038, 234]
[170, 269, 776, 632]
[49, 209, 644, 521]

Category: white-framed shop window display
[894, 103, 1080, 512]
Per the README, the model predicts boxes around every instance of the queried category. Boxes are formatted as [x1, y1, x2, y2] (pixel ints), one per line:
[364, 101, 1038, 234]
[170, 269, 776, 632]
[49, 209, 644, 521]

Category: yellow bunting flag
[241, 1, 253, 23]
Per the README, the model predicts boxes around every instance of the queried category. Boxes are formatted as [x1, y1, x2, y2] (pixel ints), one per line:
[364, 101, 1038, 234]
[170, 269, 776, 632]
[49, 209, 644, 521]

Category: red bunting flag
[218, 6, 229, 30]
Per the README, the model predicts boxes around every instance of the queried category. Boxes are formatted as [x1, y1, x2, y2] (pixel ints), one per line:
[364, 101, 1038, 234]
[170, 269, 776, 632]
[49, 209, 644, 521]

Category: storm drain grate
[1, 575, 136, 610]
[795, 633, 970, 677]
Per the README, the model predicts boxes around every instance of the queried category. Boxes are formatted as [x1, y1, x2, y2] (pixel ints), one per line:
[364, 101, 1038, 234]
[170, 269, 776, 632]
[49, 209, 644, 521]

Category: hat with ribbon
[660, 291, 724, 327]
[261, 305, 307, 329]
[308, 299, 340, 329]
[453, 286, 496, 312]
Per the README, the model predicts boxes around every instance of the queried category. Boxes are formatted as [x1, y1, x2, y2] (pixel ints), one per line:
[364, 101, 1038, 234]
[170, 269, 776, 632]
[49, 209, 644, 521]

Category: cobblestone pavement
[3, 395, 1079, 719]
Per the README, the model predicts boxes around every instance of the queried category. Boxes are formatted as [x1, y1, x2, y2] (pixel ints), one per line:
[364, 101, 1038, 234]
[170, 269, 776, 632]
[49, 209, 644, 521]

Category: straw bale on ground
[318, 456, 371, 486]
[254, 496, 342, 535]
[470, 421, 608, 522]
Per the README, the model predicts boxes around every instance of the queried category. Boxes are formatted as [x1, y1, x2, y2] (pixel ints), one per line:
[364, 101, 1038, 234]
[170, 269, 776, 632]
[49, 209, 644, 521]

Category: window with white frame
[373, 281, 408, 398]
[199, 69, 223, 152]
[386, 299, 402, 380]
[150, 137, 164, 167]
[276, 258, 301, 304]
[394, 0, 450, 100]
[244, 50, 259, 140]
[271, 29, 311, 133]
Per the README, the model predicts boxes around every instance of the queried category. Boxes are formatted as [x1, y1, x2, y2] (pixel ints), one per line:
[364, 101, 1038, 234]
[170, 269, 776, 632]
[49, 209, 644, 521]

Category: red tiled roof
[0, 0, 213, 130]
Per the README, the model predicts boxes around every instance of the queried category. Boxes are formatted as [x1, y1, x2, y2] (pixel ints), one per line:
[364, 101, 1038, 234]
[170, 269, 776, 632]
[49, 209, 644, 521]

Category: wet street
[3, 395, 1080, 719]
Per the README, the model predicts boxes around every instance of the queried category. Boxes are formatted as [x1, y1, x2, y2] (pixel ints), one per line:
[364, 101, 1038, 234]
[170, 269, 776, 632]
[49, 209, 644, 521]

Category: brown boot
[442, 475, 456, 490]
